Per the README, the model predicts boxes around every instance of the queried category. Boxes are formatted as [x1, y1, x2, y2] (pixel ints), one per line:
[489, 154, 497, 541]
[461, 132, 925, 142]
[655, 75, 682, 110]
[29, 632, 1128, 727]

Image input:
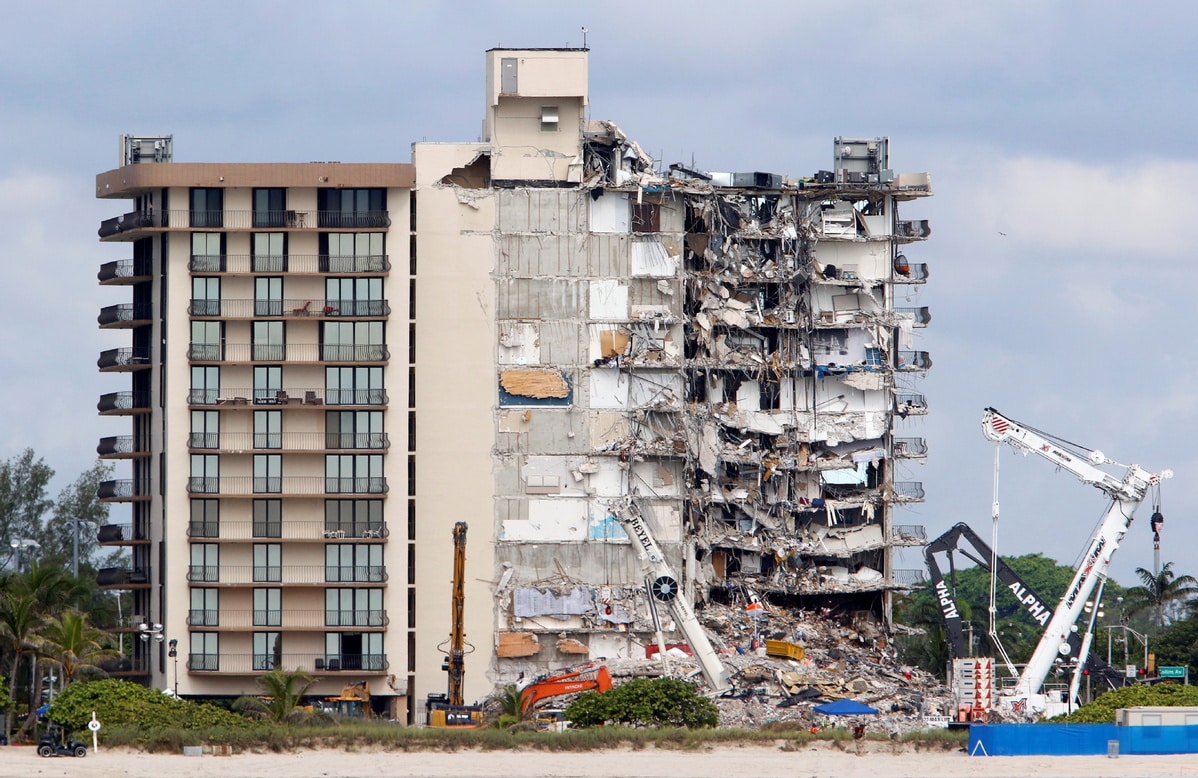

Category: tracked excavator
[427, 522, 484, 728]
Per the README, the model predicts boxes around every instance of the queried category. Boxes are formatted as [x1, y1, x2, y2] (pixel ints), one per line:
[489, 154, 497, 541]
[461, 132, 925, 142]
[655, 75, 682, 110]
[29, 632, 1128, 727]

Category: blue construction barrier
[970, 723, 1198, 756]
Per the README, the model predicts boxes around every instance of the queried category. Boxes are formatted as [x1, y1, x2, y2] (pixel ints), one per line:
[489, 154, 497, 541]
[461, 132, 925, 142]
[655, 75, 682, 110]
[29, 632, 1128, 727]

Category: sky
[2, 0, 1197, 591]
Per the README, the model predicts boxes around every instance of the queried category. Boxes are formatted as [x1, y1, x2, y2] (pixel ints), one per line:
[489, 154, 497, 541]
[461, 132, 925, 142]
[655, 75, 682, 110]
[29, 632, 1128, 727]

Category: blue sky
[3, 0, 1197, 588]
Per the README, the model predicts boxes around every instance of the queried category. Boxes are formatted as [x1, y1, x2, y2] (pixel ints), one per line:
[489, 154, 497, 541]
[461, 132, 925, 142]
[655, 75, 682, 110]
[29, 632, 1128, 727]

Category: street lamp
[167, 639, 179, 697]
[9, 538, 39, 572]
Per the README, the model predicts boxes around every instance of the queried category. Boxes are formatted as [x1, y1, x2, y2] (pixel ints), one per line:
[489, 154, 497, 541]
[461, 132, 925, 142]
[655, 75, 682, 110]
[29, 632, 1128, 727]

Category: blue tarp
[812, 699, 879, 716]
[970, 723, 1198, 756]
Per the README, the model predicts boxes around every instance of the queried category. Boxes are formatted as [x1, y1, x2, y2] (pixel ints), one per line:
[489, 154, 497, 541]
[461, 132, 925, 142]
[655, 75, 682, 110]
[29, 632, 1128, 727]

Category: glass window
[190, 321, 223, 361]
[190, 366, 220, 405]
[324, 233, 384, 272]
[325, 588, 382, 627]
[326, 410, 384, 450]
[190, 543, 219, 583]
[254, 411, 281, 450]
[324, 632, 383, 671]
[191, 233, 224, 272]
[189, 454, 219, 494]
[252, 232, 286, 273]
[254, 366, 282, 405]
[325, 544, 383, 582]
[253, 543, 281, 582]
[189, 499, 219, 538]
[253, 632, 282, 671]
[190, 411, 219, 450]
[191, 277, 221, 317]
[318, 188, 386, 229]
[326, 366, 384, 405]
[253, 188, 286, 229]
[253, 454, 282, 494]
[253, 321, 285, 362]
[253, 499, 282, 538]
[255, 277, 283, 316]
[254, 588, 281, 627]
[325, 455, 384, 494]
[322, 321, 385, 361]
[325, 278, 384, 317]
[324, 499, 383, 538]
[190, 632, 219, 671]
[190, 588, 219, 627]
[190, 188, 224, 228]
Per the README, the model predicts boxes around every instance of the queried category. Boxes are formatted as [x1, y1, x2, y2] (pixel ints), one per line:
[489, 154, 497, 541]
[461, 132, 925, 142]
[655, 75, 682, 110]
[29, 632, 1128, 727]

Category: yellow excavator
[427, 522, 484, 728]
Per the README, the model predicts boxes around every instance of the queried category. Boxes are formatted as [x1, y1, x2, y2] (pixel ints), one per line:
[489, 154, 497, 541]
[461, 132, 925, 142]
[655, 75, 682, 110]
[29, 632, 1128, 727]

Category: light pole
[139, 622, 164, 681]
[9, 538, 39, 572]
[168, 639, 179, 697]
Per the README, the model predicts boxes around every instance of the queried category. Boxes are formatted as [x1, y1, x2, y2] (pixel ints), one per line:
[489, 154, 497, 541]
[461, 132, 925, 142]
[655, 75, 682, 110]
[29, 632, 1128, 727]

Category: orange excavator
[519, 664, 613, 715]
[428, 522, 484, 727]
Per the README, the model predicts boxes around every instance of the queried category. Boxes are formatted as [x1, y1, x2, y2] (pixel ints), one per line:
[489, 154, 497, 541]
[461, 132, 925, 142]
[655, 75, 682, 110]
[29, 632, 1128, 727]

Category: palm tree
[234, 667, 319, 723]
[38, 609, 116, 688]
[0, 593, 42, 743]
[1123, 562, 1198, 631]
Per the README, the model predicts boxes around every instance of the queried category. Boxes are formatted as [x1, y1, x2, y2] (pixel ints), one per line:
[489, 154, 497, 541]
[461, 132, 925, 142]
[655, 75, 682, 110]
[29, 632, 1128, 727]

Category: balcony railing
[188, 388, 386, 407]
[185, 564, 388, 585]
[188, 299, 390, 318]
[188, 254, 390, 274]
[96, 567, 151, 586]
[189, 431, 389, 451]
[895, 393, 927, 415]
[186, 608, 388, 629]
[896, 351, 932, 371]
[98, 347, 152, 370]
[894, 306, 931, 326]
[101, 209, 391, 237]
[187, 652, 388, 674]
[98, 523, 143, 544]
[891, 568, 928, 586]
[98, 258, 151, 284]
[186, 343, 389, 363]
[893, 481, 925, 500]
[98, 479, 151, 501]
[891, 524, 928, 543]
[97, 436, 148, 458]
[895, 220, 932, 240]
[187, 519, 387, 541]
[891, 258, 929, 282]
[185, 476, 388, 496]
[893, 437, 928, 457]
[98, 303, 152, 327]
[98, 391, 151, 415]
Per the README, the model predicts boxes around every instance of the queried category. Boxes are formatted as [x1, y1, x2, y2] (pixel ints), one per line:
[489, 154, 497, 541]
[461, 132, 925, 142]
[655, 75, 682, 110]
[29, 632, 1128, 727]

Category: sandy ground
[6, 743, 1198, 778]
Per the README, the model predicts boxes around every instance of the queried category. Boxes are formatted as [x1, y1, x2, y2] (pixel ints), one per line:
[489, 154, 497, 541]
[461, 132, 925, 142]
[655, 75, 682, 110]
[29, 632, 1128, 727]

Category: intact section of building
[95, 142, 415, 718]
[414, 49, 932, 701]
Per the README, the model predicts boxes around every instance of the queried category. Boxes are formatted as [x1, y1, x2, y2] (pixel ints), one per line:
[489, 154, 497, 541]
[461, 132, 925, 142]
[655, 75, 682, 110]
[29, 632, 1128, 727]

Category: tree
[0, 449, 54, 555]
[0, 593, 42, 743]
[38, 610, 115, 689]
[39, 461, 114, 575]
[564, 677, 718, 728]
[233, 667, 318, 723]
[1123, 562, 1198, 632]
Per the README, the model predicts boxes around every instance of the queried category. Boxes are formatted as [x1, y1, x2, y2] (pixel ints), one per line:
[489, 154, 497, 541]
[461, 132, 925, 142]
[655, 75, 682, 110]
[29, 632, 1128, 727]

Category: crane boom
[610, 498, 731, 693]
[979, 408, 1170, 716]
[447, 521, 468, 706]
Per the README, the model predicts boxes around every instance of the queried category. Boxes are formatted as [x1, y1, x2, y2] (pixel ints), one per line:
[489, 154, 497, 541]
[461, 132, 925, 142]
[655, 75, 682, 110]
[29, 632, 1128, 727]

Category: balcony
[891, 256, 929, 283]
[894, 306, 931, 327]
[896, 351, 932, 371]
[185, 476, 388, 497]
[96, 566, 151, 588]
[895, 392, 927, 417]
[100, 209, 392, 241]
[188, 254, 390, 274]
[189, 431, 389, 452]
[98, 391, 151, 415]
[185, 609, 388, 629]
[97, 656, 151, 676]
[187, 519, 387, 541]
[98, 479, 152, 502]
[98, 258, 152, 285]
[98, 347, 152, 371]
[97, 523, 148, 545]
[891, 568, 928, 587]
[187, 652, 388, 675]
[187, 298, 390, 319]
[891, 524, 928, 545]
[188, 388, 386, 407]
[185, 564, 388, 585]
[892, 481, 925, 501]
[892, 437, 928, 458]
[98, 303, 152, 329]
[186, 343, 389, 364]
[97, 436, 150, 459]
[894, 220, 932, 240]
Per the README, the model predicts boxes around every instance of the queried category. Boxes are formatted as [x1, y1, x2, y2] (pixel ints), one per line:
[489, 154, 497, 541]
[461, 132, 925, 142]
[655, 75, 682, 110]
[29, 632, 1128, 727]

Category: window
[318, 188, 387, 229]
[190, 366, 220, 405]
[190, 188, 223, 229]
[190, 543, 219, 583]
[253, 188, 286, 229]
[325, 455, 384, 494]
[325, 277, 384, 317]
[540, 105, 559, 132]
[254, 588, 282, 627]
[326, 411, 384, 449]
[252, 321, 285, 361]
[254, 410, 281, 450]
[190, 454, 219, 494]
[253, 454, 281, 494]
[323, 232, 385, 273]
[325, 632, 383, 671]
[190, 321, 223, 361]
[253, 632, 281, 671]
[326, 366, 384, 405]
[253, 543, 282, 582]
[191, 277, 221, 316]
[255, 277, 283, 317]
[325, 588, 382, 627]
[190, 499, 219, 538]
[190, 632, 219, 671]
[631, 202, 661, 233]
[253, 499, 282, 538]
[322, 321, 385, 361]
[254, 366, 282, 405]
[190, 410, 219, 449]
[252, 232, 286, 273]
[191, 232, 224, 272]
[190, 588, 219, 627]
[325, 499, 383, 538]
[325, 544, 384, 582]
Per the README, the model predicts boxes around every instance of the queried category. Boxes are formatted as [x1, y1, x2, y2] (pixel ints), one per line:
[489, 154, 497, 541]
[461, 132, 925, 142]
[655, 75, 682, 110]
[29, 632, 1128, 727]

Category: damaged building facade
[414, 48, 932, 703]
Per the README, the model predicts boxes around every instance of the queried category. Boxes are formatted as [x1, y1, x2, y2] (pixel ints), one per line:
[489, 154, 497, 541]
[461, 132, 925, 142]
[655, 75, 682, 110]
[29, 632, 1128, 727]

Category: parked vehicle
[37, 726, 87, 758]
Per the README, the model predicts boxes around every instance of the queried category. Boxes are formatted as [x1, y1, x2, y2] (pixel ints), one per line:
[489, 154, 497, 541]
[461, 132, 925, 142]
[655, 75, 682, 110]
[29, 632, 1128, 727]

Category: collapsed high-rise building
[94, 47, 930, 720]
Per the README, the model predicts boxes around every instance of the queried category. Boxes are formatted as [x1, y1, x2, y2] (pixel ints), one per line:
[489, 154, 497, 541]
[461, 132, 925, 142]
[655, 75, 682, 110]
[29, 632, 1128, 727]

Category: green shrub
[48, 679, 260, 734]
[1053, 683, 1198, 724]
[564, 677, 718, 729]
